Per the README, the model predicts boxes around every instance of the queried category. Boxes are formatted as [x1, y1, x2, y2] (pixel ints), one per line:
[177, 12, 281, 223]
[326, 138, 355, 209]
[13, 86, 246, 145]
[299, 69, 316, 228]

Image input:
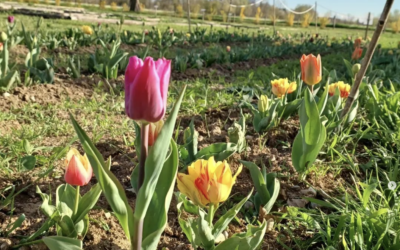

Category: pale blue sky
[276, 0, 400, 22]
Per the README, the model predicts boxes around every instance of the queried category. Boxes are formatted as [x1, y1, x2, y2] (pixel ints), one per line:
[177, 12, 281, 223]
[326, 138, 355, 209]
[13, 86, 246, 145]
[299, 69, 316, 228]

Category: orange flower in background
[0, 43, 3, 51]
[148, 120, 163, 147]
[177, 157, 242, 207]
[327, 81, 351, 98]
[65, 148, 93, 186]
[352, 47, 363, 60]
[271, 78, 297, 98]
[354, 38, 362, 48]
[300, 54, 322, 86]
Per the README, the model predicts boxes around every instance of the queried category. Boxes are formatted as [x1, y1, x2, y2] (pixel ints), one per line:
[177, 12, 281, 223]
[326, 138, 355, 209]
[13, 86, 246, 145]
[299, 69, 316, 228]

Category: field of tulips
[2, 12, 400, 250]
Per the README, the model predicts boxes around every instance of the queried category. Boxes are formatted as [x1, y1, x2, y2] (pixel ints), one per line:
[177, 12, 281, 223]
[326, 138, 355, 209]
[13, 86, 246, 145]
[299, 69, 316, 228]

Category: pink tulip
[65, 148, 93, 186]
[125, 56, 171, 123]
[7, 16, 14, 23]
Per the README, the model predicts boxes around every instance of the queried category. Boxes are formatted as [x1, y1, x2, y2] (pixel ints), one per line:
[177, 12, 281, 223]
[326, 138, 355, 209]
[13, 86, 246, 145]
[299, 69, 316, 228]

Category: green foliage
[292, 88, 327, 174]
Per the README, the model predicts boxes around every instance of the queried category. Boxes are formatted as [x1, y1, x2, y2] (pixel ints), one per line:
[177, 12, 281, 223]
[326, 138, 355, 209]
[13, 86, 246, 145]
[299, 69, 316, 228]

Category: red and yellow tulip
[177, 157, 242, 207]
[328, 81, 351, 98]
[65, 148, 93, 186]
[352, 47, 363, 60]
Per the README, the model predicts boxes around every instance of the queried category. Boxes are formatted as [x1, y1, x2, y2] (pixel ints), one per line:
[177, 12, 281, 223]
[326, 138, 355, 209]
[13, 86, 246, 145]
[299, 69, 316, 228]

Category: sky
[276, 0, 400, 23]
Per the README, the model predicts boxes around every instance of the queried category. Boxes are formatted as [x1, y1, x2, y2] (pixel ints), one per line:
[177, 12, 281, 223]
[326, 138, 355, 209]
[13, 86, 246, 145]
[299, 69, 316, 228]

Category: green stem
[207, 203, 217, 226]
[73, 186, 80, 216]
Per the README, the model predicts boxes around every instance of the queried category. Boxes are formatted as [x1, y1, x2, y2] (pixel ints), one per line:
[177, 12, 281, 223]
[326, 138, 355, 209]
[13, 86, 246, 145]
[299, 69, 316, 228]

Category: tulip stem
[74, 185, 80, 216]
[207, 203, 216, 226]
[309, 85, 314, 94]
[138, 123, 149, 190]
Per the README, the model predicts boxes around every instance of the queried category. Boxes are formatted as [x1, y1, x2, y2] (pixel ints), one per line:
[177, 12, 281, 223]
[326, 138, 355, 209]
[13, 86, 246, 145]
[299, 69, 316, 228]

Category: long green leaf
[43, 236, 82, 250]
[212, 190, 252, 239]
[142, 140, 179, 250]
[240, 161, 270, 203]
[133, 86, 186, 242]
[73, 184, 102, 223]
[214, 222, 266, 250]
[70, 114, 134, 239]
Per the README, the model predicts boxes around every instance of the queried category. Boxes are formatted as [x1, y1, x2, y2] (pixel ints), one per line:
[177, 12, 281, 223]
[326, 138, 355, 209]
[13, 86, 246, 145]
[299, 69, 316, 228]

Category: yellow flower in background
[327, 81, 351, 98]
[177, 157, 242, 207]
[388, 50, 394, 55]
[270, 78, 297, 98]
[186, 33, 191, 38]
[82, 25, 93, 35]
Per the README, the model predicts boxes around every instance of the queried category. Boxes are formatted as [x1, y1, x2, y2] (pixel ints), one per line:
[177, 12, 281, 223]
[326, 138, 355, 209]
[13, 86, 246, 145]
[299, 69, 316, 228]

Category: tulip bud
[148, 120, 163, 146]
[65, 148, 93, 186]
[7, 16, 14, 24]
[352, 63, 361, 75]
[125, 56, 171, 123]
[258, 95, 269, 113]
[0, 32, 8, 42]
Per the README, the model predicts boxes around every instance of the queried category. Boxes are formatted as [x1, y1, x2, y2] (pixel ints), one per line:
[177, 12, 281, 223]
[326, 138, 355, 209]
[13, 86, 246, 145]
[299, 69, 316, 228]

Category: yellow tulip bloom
[270, 78, 297, 98]
[177, 157, 242, 207]
[82, 25, 93, 35]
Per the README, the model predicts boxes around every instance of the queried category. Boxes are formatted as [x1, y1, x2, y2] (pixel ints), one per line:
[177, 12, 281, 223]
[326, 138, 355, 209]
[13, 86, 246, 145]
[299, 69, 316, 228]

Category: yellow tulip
[177, 157, 242, 207]
[82, 25, 93, 35]
[258, 95, 269, 113]
[270, 78, 297, 98]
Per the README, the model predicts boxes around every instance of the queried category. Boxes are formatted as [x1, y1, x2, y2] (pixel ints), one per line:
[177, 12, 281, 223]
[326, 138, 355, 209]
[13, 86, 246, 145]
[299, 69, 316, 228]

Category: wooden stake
[340, 0, 394, 119]
[365, 12, 371, 40]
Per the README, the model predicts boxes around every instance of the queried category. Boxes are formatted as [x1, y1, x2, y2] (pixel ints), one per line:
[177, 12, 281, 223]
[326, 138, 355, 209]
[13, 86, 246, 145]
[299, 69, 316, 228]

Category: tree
[130, 0, 140, 11]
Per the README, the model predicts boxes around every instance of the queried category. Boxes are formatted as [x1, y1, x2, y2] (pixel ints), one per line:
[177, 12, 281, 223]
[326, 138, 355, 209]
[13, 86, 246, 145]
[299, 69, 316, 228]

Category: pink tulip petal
[155, 58, 171, 105]
[128, 57, 164, 122]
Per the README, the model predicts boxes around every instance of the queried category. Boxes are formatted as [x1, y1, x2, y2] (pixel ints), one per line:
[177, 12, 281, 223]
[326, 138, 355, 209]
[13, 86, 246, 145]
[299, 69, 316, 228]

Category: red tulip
[352, 47, 363, 60]
[125, 56, 171, 123]
[65, 148, 93, 186]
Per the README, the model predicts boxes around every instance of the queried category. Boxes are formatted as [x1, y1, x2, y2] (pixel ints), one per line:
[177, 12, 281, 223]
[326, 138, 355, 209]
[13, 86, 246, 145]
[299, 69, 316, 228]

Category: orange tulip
[65, 148, 93, 186]
[352, 47, 363, 60]
[148, 120, 163, 147]
[0, 43, 3, 51]
[300, 54, 322, 86]
[354, 38, 362, 48]
[177, 157, 242, 207]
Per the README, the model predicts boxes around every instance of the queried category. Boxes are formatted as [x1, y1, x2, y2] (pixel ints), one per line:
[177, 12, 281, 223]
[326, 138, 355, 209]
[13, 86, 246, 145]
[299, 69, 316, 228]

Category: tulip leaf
[263, 176, 280, 214]
[212, 190, 252, 240]
[70, 114, 134, 240]
[43, 236, 83, 250]
[133, 86, 186, 246]
[56, 184, 76, 217]
[300, 88, 321, 146]
[240, 161, 270, 204]
[177, 192, 200, 215]
[57, 215, 77, 238]
[178, 217, 197, 248]
[198, 209, 215, 249]
[142, 140, 179, 250]
[196, 142, 237, 162]
[292, 89, 327, 173]
[317, 82, 329, 116]
[214, 221, 267, 250]
[36, 186, 56, 217]
[73, 183, 102, 224]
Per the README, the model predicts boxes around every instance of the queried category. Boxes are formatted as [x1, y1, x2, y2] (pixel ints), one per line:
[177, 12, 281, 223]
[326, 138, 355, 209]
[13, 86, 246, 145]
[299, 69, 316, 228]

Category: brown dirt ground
[0, 67, 352, 250]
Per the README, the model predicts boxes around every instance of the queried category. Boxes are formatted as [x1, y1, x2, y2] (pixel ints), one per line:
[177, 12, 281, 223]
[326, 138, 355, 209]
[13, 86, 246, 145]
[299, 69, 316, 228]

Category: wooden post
[365, 12, 371, 40]
[315, 1, 317, 31]
[187, 0, 191, 32]
[333, 15, 336, 29]
[340, 0, 394, 119]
